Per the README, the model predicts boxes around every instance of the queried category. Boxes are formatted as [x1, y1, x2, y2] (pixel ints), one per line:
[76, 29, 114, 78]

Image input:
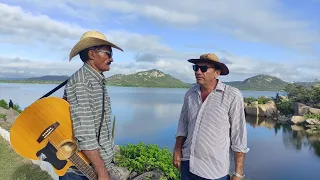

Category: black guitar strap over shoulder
[98, 85, 105, 142]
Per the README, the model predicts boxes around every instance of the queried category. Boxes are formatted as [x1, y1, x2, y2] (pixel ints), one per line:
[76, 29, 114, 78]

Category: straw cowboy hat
[69, 30, 123, 61]
[188, 53, 229, 75]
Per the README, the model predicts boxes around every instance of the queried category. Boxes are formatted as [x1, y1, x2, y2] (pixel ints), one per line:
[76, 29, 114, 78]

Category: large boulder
[4, 108, 19, 124]
[245, 105, 259, 116]
[294, 102, 320, 116]
[258, 101, 277, 117]
[291, 116, 306, 124]
[306, 118, 320, 125]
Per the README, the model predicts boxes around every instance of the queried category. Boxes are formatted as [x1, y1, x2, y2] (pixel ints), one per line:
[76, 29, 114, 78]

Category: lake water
[0, 83, 319, 180]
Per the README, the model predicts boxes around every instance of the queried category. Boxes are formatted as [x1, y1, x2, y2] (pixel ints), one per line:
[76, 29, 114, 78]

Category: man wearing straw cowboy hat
[61, 30, 123, 180]
[173, 53, 249, 180]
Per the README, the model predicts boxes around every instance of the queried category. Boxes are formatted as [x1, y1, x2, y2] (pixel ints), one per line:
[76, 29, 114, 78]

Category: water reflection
[246, 115, 320, 158]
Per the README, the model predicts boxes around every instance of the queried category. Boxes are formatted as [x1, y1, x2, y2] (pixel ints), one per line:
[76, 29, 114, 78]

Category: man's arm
[66, 81, 110, 178]
[173, 94, 188, 170]
[229, 90, 249, 178]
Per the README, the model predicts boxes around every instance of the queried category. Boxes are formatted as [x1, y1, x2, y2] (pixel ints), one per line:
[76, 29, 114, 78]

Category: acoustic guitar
[10, 97, 98, 180]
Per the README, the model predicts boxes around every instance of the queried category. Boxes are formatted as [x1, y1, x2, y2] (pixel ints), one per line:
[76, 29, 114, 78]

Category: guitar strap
[98, 85, 105, 142]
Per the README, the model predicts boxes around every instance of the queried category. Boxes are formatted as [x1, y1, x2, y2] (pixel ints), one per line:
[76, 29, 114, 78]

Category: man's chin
[196, 79, 204, 85]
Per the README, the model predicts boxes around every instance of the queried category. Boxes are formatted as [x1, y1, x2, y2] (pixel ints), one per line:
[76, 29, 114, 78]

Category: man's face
[193, 62, 220, 85]
[88, 46, 113, 72]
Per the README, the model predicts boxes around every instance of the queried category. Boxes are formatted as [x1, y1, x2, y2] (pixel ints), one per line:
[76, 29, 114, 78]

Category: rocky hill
[225, 74, 288, 91]
[105, 69, 190, 88]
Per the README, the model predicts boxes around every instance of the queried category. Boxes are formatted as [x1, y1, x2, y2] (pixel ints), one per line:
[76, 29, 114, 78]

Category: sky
[0, 0, 319, 83]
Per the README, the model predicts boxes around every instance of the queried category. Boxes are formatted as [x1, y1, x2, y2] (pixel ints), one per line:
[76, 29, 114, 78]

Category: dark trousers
[59, 172, 88, 180]
[181, 160, 230, 180]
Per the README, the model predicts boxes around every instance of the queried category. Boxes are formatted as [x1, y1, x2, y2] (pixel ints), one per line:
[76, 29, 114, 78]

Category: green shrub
[13, 104, 22, 113]
[0, 99, 9, 109]
[285, 82, 320, 105]
[114, 142, 180, 180]
[244, 96, 273, 105]
[304, 113, 320, 120]
[276, 100, 294, 116]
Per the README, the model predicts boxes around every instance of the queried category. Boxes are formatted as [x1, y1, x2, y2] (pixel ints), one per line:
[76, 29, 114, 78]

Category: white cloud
[15, 0, 319, 53]
[0, 2, 319, 83]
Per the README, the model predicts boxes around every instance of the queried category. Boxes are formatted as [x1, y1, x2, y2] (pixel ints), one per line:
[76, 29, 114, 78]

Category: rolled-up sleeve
[176, 94, 188, 137]
[229, 91, 249, 153]
[65, 81, 99, 150]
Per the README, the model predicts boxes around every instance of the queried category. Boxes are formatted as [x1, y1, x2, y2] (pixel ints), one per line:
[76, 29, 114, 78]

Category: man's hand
[172, 147, 182, 171]
[98, 170, 111, 180]
[231, 175, 242, 180]
[172, 136, 185, 171]
[82, 149, 110, 180]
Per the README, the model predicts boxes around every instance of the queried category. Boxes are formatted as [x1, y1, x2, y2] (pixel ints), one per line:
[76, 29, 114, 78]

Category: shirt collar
[194, 79, 226, 93]
[83, 63, 106, 85]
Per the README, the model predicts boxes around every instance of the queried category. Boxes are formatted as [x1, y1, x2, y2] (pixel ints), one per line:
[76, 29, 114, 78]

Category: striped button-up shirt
[64, 63, 114, 171]
[176, 80, 249, 179]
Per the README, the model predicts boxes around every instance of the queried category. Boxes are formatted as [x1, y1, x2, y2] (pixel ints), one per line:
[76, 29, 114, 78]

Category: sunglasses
[96, 50, 113, 58]
[193, 65, 211, 72]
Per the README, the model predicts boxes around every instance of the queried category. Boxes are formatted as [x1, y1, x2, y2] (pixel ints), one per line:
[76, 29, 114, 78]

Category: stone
[109, 164, 131, 180]
[133, 170, 165, 180]
[293, 102, 309, 116]
[245, 105, 259, 116]
[306, 118, 320, 125]
[308, 107, 320, 115]
[258, 101, 277, 117]
[4, 108, 19, 124]
[291, 116, 306, 124]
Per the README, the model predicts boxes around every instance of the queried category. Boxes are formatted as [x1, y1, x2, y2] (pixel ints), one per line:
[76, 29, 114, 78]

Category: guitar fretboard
[69, 153, 98, 180]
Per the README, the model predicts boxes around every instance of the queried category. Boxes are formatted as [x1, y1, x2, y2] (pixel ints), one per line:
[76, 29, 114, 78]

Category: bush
[276, 99, 294, 116]
[304, 113, 320, 120]
[114, 142, 180, 180]
[0, 99, 9, 109]
[244, 96, 273, 105]
[285, 82, 320, 105]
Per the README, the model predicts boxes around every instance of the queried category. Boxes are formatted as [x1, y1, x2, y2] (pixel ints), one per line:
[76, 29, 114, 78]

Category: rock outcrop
[294, 102, 320, 116]
[245, 100, 277, 118]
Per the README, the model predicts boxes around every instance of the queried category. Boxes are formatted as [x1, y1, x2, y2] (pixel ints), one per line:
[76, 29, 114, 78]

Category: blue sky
[0, 0, 319, 83]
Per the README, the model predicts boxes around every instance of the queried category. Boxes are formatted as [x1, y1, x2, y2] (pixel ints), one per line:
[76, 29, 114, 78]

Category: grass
[0, 135, 53, 180]
[0, 113, 6, 119]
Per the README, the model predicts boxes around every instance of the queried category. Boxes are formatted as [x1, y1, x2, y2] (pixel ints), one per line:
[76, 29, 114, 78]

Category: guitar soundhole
[36, 142, 67, 170]
[56, 141, 77, 160]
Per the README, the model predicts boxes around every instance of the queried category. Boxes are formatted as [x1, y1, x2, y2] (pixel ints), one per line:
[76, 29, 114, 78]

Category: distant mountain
[26, 75, 69, 81]
[105, 69, 191, 88]
[225, 74, 288, 91]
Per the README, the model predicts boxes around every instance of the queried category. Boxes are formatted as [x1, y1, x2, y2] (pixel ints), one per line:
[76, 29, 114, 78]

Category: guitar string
[49, 132, 97, 179]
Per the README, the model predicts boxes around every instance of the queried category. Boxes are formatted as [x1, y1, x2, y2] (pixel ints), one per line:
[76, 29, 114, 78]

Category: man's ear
[88, 49, 95, 60]
[214, 69, 221, 78]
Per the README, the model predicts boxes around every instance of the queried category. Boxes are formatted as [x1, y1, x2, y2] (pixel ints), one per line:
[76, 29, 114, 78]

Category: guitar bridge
[37, 122, 60, 143]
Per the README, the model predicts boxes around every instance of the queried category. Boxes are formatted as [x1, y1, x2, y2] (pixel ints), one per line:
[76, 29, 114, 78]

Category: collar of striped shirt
[193, 79, 226, 93]
[83, 63, 107, 85]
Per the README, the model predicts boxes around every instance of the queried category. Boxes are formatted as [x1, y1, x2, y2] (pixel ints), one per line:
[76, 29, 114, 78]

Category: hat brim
[69, 37, 123, 61]
[188, 59, 229, 75]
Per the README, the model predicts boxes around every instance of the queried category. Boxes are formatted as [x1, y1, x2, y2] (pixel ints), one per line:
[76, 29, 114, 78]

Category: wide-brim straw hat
[187, 53, 229, 75]
[69, 30, 123, 61]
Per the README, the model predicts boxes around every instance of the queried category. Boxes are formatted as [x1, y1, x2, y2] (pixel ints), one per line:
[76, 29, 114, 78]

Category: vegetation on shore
[0, 99, 22, 113]
[114, 142, 180, 180]
[244, 80, 320, 118]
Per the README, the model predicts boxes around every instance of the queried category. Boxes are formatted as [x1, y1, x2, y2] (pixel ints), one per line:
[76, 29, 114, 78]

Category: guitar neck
[69, 152, 98, 180]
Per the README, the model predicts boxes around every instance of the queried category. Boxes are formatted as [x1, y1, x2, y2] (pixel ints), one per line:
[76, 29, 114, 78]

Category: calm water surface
[0, 83, 319, 180]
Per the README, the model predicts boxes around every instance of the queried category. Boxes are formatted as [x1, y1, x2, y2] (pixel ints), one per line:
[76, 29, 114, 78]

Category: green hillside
[105, 69, 191, 88]
[225, 74, 288, 91]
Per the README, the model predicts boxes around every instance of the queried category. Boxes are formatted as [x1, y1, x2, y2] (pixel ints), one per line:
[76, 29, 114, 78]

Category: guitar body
[10, 97, 91, 177]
